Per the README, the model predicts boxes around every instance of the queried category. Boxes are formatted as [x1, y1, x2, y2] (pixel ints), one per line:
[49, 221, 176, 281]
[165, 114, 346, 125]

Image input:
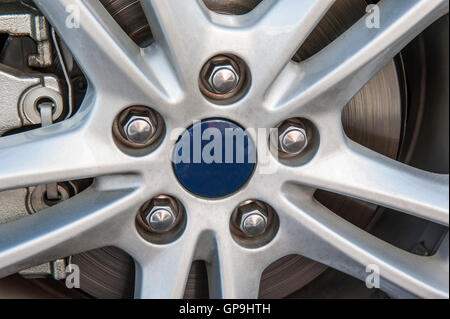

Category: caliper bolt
[278, 121, 308, 155]
[237, 202, 268, 237]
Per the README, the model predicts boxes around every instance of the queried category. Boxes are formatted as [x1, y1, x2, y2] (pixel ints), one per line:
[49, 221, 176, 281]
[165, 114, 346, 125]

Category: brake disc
[65, 0, 402, 299]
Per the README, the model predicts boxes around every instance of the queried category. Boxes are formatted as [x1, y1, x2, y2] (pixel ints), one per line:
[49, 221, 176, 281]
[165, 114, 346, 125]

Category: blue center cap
[173, 119, 256, 198]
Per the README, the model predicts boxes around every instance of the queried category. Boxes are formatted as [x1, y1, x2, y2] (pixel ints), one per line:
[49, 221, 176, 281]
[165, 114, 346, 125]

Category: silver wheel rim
[0, 0, 448, 299]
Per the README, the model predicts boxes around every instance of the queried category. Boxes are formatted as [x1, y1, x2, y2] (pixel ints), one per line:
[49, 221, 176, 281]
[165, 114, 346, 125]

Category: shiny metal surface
[125, 116, 154, 145]
[147, 208, 176, 233]
[208, 65, 239, 94]
[241, 212, 267, 237]
[113, 105, 164, 150]
[199, 54, 247, 101]
[0, 0, 448, 300]
[279, 125, 308, 155]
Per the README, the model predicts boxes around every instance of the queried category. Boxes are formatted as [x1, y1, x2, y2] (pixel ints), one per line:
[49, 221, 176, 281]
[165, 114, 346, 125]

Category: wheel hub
[173, 119, 256, 198]
[66, 0, 406, 299]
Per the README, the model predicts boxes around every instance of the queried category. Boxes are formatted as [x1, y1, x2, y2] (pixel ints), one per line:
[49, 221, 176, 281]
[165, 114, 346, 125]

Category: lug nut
[114, 106, 163, 149]
[147, 208, 176, 233]
[208, 65, 239, 94]
[241, 212, 267, 237]
[137, 195, 187, 244]
[143, 196, 179, 233]
[237, 202, 268, 237]
[231, 200, 279, 247]
[125, 116, 154, 145]
[200, 54, 247, 101]
[278, 122, 308, 155]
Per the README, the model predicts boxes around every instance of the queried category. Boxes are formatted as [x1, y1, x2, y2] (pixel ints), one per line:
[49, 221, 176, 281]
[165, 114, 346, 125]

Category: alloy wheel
[0, 0, 448, 299]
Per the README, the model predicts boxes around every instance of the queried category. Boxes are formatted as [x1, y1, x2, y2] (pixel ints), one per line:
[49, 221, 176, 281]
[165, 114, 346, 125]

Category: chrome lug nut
[144, 196, 178, 233]
[114, 105, 162, 149]
[125, 116, 154, 145]
[147, 208, 176, 233]
[237, 202, 268, 237]
[137, 195, 186, 244]
[278, 123, 308, 155]
[208, 65, 240, 94]
[241, 212, 267, 237]
[231, 200, 278, 247]
[200, 54, 247, 101]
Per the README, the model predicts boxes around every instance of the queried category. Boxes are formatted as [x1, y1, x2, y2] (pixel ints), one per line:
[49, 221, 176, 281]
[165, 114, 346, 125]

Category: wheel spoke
[276, 186, 449, 298]
[119, 197, 274, 299]
[266, 0, 448, 114]
[0, 106, 128, 192]
[132, 241, 196, 299]
[140, 0, 213, 86]
[0, 179, 141, 278]
[33, 0, 155, 94]
[287, 139, 449, 226]
[116, 190, 199, 299]
[197, 203, 274, 298]
[0, 127, 84, 191]
[208, 238, 265, 299]
[245, 0, 334, 93]
[118, 226, 198, 299]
